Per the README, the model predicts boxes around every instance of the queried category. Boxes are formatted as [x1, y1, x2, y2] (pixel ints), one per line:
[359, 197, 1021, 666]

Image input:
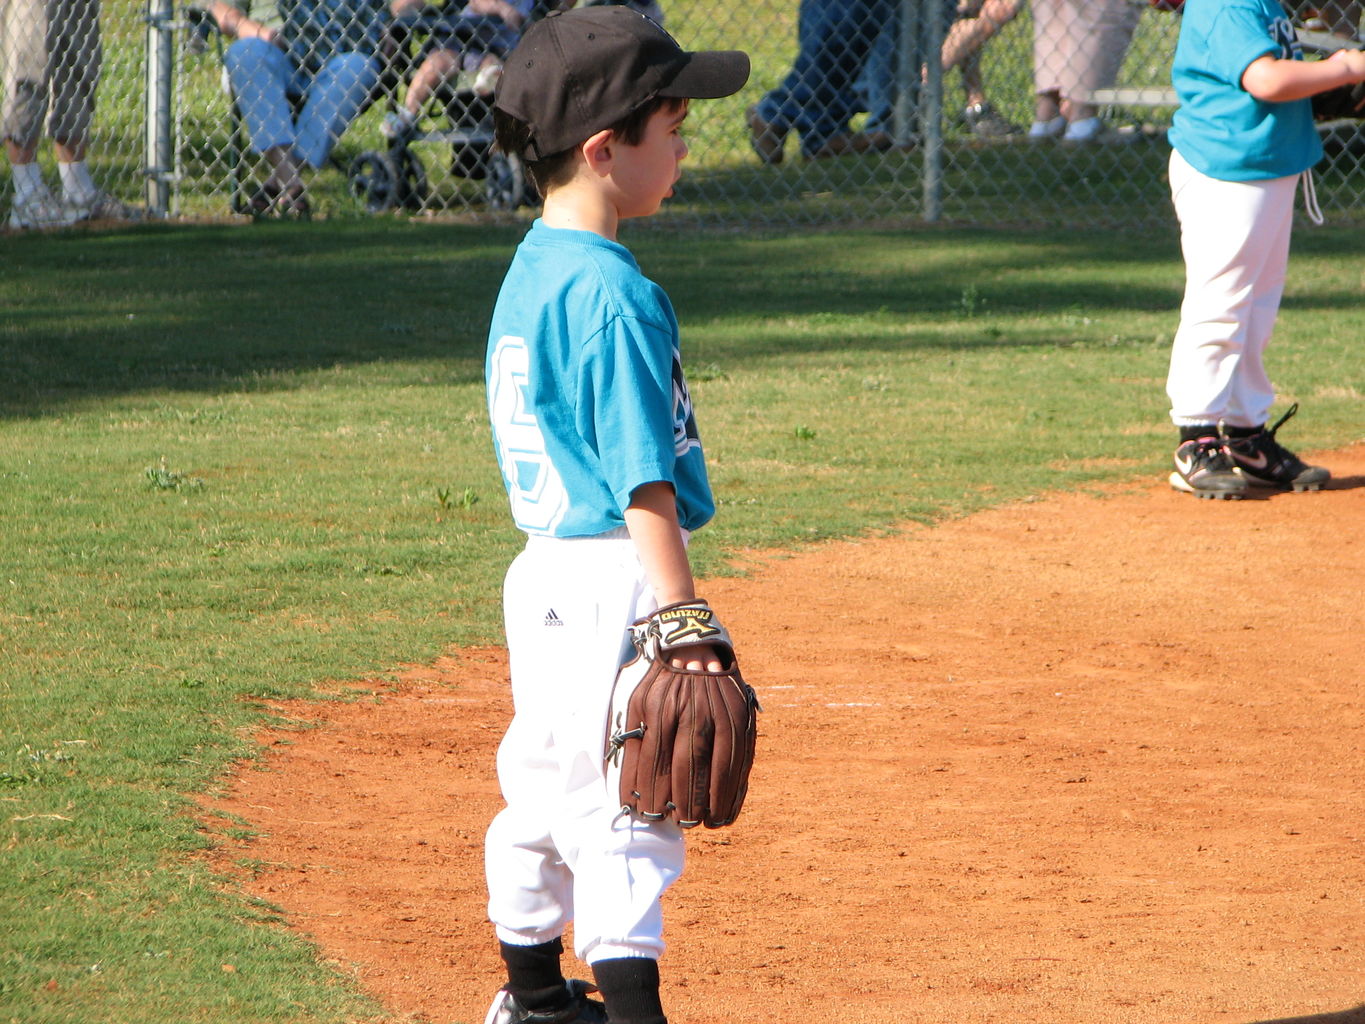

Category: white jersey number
[488, 335, 568, 535]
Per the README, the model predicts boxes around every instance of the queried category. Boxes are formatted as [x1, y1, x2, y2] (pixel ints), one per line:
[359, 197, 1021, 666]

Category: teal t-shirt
[485, 221, 715, 538]
[1168, 0, 1322, 180]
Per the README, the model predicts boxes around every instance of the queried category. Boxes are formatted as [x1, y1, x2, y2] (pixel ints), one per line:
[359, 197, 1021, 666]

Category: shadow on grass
[3, 212, 1364, 420]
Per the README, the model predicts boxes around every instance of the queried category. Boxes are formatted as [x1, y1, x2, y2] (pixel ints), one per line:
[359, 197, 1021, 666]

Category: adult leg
[1055, 0, 1138, 136]
[1029, 0, 1069, 136]
[45, 0, 99, 160]
[45, 0, 133, 218]
[752, 0, 844, 154]
[223, 38, 312, 209]
[752, 0, 887, 158]
[293, 51, 380, 169]
[224, 36, 300, 155]
[943, 0, 1022, 75]
[3, 0, 77, 226]
[3, 0, 50, 158]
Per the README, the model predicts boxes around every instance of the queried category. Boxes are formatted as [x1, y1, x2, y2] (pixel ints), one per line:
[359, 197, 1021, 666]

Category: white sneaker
[472, 62, 502, 96]
[8, 191, 80, 230]
[381, 108, 417, 140]
[1027, 115, 1066, 139]
[70, 190, 140, 222]
[1062, 116, 1103, 143]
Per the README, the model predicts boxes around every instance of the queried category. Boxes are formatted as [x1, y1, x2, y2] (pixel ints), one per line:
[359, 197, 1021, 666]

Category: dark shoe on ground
[1225, 403, 1330, 491]
[483, 980, 607, 1024]
[746, 104, 786, 165]
[1169, 436, 1247, 500]
[248, 181, 310, 220]
[962, 101, 1021, 137]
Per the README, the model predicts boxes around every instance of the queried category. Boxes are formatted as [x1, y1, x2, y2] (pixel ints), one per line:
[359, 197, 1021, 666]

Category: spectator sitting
[380, 0, 531, 141]
[3, 0, 138, 229]
[381, 0, 665, 142]
[207, 0, 403, 216]
[747, 0, 896, 163]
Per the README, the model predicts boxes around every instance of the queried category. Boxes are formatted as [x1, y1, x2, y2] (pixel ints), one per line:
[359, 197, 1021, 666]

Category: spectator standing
[3, 0, 137, 229]
[942, 0, 1024, 136]
[1028, 0, 1139, 142]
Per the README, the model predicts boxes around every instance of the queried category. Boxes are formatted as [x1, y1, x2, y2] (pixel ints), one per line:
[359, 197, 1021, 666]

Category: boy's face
[610, 100, 690, 220]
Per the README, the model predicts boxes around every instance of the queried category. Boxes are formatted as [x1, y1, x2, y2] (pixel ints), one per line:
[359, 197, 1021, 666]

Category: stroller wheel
[348, 151, 402, 212]
[485, 151, 532, 210]
[349, 149, 429, 212]
[394, 148, 429, 210]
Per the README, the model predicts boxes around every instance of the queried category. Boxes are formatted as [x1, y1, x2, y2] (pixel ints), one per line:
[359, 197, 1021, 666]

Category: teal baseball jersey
[486, 221, 715, 538]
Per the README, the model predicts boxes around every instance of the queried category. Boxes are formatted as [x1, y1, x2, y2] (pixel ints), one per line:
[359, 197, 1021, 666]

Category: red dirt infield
[204, 446, 1365, 1024]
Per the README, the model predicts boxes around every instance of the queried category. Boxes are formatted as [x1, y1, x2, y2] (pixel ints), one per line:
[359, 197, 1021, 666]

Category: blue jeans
[224, 38, 379, 169]
[755, 0, 895, 155]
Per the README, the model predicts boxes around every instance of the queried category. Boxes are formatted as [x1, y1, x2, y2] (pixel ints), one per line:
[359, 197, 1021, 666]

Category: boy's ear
[581, 128, 615, 177]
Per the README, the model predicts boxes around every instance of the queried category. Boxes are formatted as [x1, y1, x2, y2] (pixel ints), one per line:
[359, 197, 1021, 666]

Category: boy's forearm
[1241, 51, 1365, 102]
[624, 481, 697, 607]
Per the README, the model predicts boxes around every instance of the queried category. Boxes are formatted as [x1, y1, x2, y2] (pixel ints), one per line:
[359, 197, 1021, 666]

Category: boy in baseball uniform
[481, 9, 748, 1024]
[1164, 0, 1365, 498]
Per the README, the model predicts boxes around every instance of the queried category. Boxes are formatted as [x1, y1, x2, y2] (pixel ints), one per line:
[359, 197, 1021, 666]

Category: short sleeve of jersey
[580, 311, 684, 519]
[1168, 0, 1321, 180]
[1201, 4, 1278, 87]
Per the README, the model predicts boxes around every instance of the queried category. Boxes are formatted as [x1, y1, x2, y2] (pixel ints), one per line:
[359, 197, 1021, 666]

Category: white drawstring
[1300, 168, 1324, 226]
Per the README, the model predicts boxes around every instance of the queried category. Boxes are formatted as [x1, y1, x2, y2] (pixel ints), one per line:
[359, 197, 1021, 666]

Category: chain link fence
[4, 0, 1365, 230]
[1, 0, 145, 227]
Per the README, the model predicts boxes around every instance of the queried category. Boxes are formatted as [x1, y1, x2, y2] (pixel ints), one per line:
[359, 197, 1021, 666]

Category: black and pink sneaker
[1225, 404, 1330, 492]
[1170, 435, 1246, 500]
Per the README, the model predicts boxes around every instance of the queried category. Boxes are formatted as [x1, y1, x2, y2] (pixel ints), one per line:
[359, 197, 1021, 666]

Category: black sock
[501, 939, 569, 1013]
[592, 957, 666, 1024]
[1178, 423, 1219, 444]
[1223, 423, 1262, 439]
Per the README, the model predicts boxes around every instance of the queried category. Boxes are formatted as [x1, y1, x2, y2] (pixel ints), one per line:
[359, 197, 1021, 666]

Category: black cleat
[1170, 435, 1247, 500]
[484, 980, 608, 1024]
[1225, 404, 1331, 491]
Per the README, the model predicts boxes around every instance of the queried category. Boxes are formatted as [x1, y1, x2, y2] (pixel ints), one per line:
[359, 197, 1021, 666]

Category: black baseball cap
[494, 6, 750, 161]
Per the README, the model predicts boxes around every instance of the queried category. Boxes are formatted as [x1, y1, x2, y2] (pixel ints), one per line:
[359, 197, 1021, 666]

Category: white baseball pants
[486, 528, 685, 964]
[1166, 148, 1299, 429]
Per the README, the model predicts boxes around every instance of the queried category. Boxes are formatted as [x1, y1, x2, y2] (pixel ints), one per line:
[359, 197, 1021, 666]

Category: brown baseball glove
[604, 601, 759, 829]
[1313, 78, 1365, 120]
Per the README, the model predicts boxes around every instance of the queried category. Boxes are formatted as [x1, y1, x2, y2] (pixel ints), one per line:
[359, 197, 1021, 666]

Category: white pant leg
[2, 0, 49, 149]
[1166, 149, 1298, 428]
[486, 530, 685, 964]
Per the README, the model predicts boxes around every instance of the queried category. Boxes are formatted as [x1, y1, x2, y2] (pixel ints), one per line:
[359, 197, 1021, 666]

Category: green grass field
[2, 218, 1364, 1024]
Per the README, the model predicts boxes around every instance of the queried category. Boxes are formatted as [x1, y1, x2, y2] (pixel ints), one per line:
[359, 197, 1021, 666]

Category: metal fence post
[893, 0, 918, 149]
[920, 0, 943, 223]
[144, 0, 175, 217]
